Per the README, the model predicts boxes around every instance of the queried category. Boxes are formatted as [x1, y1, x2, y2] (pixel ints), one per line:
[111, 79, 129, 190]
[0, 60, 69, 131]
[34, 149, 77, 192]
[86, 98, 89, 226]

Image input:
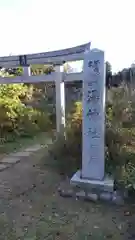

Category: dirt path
[0, 141, 54, 239]
[0, 139, 134, 239]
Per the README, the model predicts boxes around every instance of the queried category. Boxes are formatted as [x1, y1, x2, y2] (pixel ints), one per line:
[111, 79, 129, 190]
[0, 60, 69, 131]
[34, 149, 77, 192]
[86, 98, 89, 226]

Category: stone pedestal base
[70, 170, 114, 193]
[58, 170, 124, 205]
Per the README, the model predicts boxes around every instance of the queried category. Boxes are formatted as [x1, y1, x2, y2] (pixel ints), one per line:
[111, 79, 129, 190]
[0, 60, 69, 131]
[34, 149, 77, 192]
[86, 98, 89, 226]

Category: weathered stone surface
[112, 191, 124, 205]
[59, 189, 73, 198]
[71, 170, 114, 193]
[100, 192, 112, 201]
[59, 184, 126, 204]
[87, 193, 98, 201]
[10, 152, 31, 157]
[59, 189, 99, 202]
[1, 157, 20, 164]
[25, 145, 42, 152]
[75, 191, 98, 201]
[0, 164, 8, 171]
[76, 190, 86, 198]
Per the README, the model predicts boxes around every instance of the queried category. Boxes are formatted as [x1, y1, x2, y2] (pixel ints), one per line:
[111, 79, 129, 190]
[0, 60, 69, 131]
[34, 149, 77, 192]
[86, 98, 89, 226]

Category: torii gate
[0, 43, 114, 196]
[0, 43, 90, 133]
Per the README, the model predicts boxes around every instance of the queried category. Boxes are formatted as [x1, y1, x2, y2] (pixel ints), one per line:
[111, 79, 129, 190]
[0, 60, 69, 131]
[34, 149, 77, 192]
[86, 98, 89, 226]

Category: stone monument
[71, 49, 114, 194]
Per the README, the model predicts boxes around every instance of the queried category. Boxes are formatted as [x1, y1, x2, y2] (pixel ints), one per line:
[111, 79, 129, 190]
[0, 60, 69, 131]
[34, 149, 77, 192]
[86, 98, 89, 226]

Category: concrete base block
[70, 170, 114, 193]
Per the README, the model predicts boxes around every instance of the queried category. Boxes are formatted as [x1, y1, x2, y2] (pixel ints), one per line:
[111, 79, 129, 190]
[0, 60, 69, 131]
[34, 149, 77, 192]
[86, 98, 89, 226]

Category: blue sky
[0, 0, 135, 73]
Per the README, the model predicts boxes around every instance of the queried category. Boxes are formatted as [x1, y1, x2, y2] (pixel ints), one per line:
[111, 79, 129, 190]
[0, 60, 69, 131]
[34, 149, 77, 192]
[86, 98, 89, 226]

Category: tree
[106, 61, 112, 87]
[63, 63, 73, 73]
[4, 67, 23, 76]
[31, 64, 54, 75]
[2, 64, 55, 76]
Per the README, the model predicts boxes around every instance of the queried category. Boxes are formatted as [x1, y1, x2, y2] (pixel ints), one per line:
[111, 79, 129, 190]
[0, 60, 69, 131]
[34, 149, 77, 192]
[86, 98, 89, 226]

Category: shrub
[118, 163, 135, 191]
[0, 84, 51, 142]
[48, 102, 82, 176]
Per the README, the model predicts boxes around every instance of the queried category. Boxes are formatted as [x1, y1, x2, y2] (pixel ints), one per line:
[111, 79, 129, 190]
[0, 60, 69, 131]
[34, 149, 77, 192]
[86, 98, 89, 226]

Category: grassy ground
[0, 131, 54, 158]
[0, 143, 134, 239]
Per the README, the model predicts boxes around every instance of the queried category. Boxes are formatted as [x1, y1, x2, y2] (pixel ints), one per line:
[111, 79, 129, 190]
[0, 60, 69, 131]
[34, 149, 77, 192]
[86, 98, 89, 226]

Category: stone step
[1, 157, 20, 164]
[10, 151, 31, 157]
